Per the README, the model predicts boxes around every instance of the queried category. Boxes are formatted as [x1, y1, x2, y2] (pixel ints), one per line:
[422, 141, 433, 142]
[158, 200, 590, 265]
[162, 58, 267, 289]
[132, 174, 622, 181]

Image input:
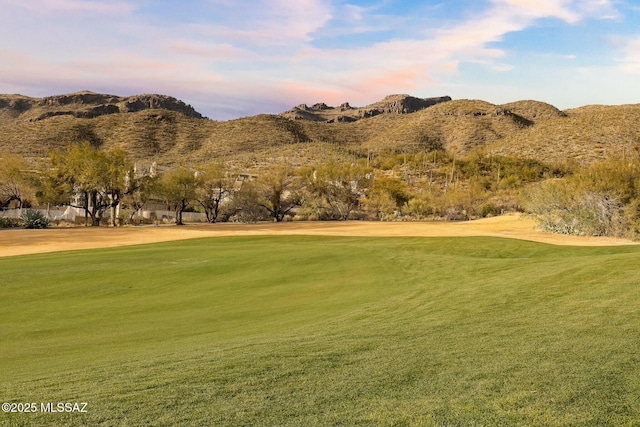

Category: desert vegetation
[0, 146, 558, 226]
[6, 142, 640, 239]
[523, 159, 640, 239]
[3, 92, 640, 238]
[0, 155, 37, 211]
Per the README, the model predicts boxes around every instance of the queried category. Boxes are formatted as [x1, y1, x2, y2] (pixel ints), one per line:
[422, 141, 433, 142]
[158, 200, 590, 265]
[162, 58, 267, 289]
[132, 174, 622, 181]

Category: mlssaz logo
[41, 402, 88, 413]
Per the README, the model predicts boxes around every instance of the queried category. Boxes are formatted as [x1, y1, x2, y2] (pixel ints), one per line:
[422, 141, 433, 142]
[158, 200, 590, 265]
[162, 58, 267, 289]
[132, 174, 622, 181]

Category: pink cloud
[491, 0, 580, 23]
[275, 0, 607, 104]
[0, 49, 226, 100]
[343, 70, 427, 106]
[5, 0, 136, 15]
[191, 0, 332, 46]
[492, 0, 620, 23]
[273, 83, 346, 107]
[168, 40, 252, 60]
[0, 50, 74, 89]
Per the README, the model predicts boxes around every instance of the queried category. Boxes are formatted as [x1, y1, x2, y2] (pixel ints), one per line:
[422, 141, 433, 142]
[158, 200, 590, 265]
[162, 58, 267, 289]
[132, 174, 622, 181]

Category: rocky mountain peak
[0, 92, 205, 122]
[280, 94, 451, 122]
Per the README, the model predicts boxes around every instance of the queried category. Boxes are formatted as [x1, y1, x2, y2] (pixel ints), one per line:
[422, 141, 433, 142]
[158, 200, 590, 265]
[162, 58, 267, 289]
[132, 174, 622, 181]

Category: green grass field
[1, 236, 640, 426]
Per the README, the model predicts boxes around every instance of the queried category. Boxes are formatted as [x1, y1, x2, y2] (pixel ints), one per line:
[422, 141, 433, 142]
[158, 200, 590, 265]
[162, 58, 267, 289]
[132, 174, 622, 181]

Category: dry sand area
[0, 214, 637, 258]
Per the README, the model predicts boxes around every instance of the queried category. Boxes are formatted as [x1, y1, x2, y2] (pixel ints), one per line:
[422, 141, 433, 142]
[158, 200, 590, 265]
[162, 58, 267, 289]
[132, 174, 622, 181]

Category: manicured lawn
[1, 236, 639, 426]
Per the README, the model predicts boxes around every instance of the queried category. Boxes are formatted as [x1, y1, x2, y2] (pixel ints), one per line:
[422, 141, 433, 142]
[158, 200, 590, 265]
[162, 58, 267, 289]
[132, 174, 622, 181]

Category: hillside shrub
[370, 176, 410, 208]
[0, 216, 22, 228]
[524, 181, 627, 236]
[363, 189, 396, 220]
[523, 160, 640, 238]
[403, 197, 433, 220]
[480, 202, 499, 217]
[21, 209, 50, 229]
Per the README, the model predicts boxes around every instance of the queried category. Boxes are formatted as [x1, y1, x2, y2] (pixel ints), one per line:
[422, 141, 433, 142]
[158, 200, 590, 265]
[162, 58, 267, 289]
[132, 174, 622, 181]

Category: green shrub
[403, 197, 433, 219]
[0, 216, 22, 228]
[371, 176, 410, 207]
[21, 209, 50, 229]
[480, 202, 498, 217]
[523, 160, 640, 238]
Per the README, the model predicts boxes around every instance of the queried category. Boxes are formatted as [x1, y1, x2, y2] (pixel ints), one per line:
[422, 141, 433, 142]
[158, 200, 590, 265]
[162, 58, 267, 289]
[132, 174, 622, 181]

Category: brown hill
[1, 91, 639, 169]
[294, 99, 568, 158]
[492, 103, 640, 163]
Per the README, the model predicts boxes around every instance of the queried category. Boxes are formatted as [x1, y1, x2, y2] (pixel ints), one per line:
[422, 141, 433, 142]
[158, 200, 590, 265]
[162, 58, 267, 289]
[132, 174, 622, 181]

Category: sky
[1, 0, 639, 120]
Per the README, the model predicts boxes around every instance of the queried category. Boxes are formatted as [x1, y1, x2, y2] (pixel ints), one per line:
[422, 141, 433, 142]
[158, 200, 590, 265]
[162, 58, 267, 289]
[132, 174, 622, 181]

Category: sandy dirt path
[0, 215, 636, 258]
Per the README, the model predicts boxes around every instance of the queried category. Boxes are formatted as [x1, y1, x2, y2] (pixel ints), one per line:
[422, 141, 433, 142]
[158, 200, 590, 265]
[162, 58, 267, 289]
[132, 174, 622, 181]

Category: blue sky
[1, 0, 639, 119]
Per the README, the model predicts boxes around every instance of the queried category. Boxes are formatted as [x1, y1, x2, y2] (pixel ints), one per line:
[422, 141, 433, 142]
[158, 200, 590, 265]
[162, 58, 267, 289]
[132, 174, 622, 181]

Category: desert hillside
[1, 92, 639, 168]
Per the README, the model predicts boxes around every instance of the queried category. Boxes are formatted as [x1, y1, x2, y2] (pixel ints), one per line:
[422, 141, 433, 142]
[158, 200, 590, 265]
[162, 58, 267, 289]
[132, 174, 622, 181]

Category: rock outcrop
[280, 94, 451, 122]
[0, 91, 205, 122]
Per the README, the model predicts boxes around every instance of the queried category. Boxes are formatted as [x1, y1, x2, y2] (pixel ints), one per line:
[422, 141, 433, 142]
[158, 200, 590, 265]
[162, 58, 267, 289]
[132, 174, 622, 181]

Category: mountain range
[280, 95, 452, 122]
[1, 91, 639, 168]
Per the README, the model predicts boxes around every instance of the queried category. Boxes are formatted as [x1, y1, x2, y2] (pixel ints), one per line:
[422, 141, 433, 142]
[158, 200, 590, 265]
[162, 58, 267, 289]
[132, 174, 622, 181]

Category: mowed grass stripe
[0, 237, 395, 371]
[1, 236, 639, 426]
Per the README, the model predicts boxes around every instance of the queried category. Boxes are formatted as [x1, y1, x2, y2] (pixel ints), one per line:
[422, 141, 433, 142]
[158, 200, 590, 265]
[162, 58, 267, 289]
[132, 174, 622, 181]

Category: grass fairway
[1, 236, 640, 426]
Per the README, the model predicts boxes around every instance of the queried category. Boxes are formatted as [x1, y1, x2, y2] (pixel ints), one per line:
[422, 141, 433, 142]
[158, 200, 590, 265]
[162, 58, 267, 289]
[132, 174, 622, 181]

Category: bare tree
[196, 163, 233, 223]
[254, 165, 304, 222]
[0, 155, 34, 210]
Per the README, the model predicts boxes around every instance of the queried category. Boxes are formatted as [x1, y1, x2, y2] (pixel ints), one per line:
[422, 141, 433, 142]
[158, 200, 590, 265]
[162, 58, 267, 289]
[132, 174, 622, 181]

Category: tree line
[0, 142, 377, 226]
[0, 142, 568, 227]
[3, 141, 640, 240]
